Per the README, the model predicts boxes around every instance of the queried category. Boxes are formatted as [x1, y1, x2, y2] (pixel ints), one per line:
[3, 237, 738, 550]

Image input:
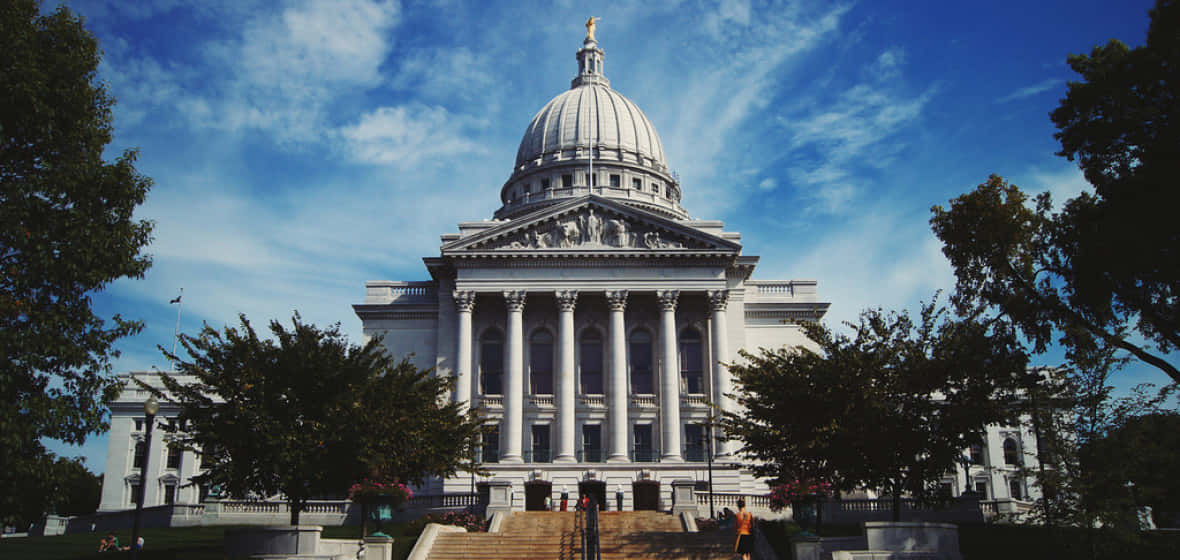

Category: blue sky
[49, 0, 1170, 473]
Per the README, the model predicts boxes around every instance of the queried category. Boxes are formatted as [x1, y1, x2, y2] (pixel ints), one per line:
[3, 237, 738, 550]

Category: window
[166, 445, 182, 470]
[531, 424, 551, 463]
[530, 330, 554, 395]
[585, 173, 598, 187]
[480, 330, 504, 395]
[134, 418, 144, 431]
[1003, 438, 1021, 465]
[582, 424, 602, 462]
[609, 174, 620, 187]
[679, 329, 704, 394]
[629, 330, 654, 394]
[975, 481, 988, 498]
[481, 424, 500, 463]
[133, 440, 147, 470]
[1008, 479, 1023, 500]
[562, 174, 573, 188]
[684, 424, 705, 462]
[580, 329, 604, 394]
[969, 443, 984, 465]
[164, 484, 177, 505]
[632, 424, 654, 462]
[541, 178, 550, 190]
[129, 481, 143, 505]
[652, 183, 660, 195]
[632, 177, 642, 190]
[524, 182, 532, 194]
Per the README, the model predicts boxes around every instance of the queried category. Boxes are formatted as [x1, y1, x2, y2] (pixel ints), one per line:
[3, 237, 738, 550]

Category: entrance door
[578, 480, 607, 510]
[525, 480, 552, 511]
[632, 480, 660, 511]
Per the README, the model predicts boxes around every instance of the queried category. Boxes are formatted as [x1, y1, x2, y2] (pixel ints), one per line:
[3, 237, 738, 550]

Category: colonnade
[452, 288, 732, 464]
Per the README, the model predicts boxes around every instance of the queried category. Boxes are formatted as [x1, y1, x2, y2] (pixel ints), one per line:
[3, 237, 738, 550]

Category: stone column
[708, 289, 735, 456]
[658, 290, 682, 462]
[606, 290, 629, 462]
[555, 291, 578, 463]
[502, 290, 527, 463]
[453, 290, 476, 410]
[142, 416, 166, 505]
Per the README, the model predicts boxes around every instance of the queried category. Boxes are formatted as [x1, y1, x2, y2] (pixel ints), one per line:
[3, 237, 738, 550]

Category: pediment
[441, 196, 740, 256]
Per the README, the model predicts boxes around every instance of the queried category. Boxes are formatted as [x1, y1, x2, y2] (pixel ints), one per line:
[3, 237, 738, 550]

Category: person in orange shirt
[733, 498, 754, 560]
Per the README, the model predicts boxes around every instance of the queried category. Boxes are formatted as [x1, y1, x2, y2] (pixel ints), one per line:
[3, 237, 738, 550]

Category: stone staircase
[426, 511, 735, 560]
[597, 511, 732, 560]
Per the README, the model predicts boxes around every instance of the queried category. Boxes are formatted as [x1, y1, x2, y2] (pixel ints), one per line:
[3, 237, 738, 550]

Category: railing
[365, 282, 437, 302]
[580, 395, 606, 407]
[524, 449, 552, 463]
[480, 395, 503, 408]
[681, 394, 708, 407]
[406, 493, 480, 509]
[748, 281, 794, 296]
[835, 498, 919, 512]
[577, 449, 606, 463]
[630, 448, 659, 463]
[581, 499, 601, 560]
[695, 492, 771, 511]
[631, 394, 657, 408]
[530, 395, 555, 407]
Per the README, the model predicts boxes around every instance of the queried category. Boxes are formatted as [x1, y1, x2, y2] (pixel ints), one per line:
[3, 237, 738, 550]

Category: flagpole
[171, 288, 183, 367]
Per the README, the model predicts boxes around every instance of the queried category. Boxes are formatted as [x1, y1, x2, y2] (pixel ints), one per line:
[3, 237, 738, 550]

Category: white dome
[514, 85, 667, 173]
[495, 36, 685, 221]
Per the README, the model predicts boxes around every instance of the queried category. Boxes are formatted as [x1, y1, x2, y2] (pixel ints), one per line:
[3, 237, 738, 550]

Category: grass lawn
[0, 522, 423, 560]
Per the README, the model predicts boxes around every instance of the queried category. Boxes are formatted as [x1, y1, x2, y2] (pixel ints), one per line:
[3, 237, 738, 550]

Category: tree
[722, 301, 1030, 520]
[931, 0, 1180, 383]
[154, 314, 482, 525]
[0, 0, 153, 524]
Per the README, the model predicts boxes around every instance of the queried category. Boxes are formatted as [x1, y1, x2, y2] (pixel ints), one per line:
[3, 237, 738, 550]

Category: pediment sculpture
[475, 207, 706, 251]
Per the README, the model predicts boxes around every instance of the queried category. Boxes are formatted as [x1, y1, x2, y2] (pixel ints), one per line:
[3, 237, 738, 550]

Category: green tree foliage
[153, 314, 482, 525]
[0, 454, 100, 529]
[0, 0, 153, 524]
[1081, 408, 1180, 528]
[932, 1, 1179, 383]
[721, 301, 1029, 520]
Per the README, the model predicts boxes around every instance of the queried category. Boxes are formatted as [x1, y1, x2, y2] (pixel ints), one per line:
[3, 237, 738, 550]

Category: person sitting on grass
[97, 533, 119, 552]
[121, 536, 144, 551]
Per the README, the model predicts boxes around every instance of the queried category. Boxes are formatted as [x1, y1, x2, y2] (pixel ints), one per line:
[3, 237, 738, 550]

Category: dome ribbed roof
[513, 85, 667, 172]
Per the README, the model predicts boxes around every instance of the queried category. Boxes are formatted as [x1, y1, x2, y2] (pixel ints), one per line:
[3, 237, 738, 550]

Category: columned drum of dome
[497, 35, 687, 221]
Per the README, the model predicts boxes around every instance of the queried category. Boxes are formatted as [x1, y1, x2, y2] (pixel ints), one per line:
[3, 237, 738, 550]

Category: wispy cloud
[996, 78, 1060, 103]
[339, 105, 484, 166]
[777, 50, 936, 215]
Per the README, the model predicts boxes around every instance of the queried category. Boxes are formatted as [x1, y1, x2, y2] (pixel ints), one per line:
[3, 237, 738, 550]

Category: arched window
[630, 330, 654, 394]
[1003, 438, 1021, 465]
[969, 443, 984, 465]
[133, 440, 147, 470]
[530, 330, 554, 395]
[580, 329, 604, 394]
[480, 330, 504, 395]
[679, 328, 704, 394]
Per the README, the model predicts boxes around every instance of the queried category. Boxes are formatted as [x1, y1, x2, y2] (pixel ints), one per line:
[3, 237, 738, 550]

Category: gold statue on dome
[585, 16, 600, 41]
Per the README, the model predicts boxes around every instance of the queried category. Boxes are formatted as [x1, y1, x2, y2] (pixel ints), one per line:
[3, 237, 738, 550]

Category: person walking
[733, 498, 754, 560]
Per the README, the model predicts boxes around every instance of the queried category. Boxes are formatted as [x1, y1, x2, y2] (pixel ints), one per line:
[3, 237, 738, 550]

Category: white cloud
[758, 177, 777, 191]
[778, 66, 936, 215]
[339, 105, 483, 166]
[996, 78, 1060, 103]
[198, 0, 401, 142]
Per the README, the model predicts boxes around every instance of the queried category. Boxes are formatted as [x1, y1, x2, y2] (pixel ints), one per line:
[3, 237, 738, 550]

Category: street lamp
[698, 413, 717, 519]
[131, 395, 159, 560]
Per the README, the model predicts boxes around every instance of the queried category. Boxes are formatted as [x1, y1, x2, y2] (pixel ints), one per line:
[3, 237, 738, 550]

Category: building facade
[98, 31, 1042, 516]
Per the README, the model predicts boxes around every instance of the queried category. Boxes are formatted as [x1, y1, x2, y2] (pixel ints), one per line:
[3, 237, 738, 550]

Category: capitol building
[95, 28, 1040, 521]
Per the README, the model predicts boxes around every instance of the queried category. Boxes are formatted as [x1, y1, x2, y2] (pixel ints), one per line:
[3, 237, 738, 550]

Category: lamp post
[131, 395, 158, 560]
[698, 413, 717, 519]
